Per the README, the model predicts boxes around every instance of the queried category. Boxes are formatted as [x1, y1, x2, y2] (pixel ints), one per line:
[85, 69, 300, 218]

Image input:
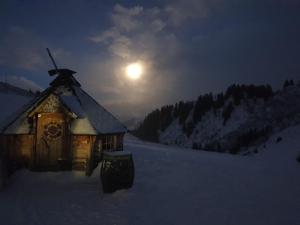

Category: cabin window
[102, 136, 114, 151]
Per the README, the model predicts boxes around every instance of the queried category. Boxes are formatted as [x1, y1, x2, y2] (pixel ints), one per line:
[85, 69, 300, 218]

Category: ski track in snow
[1, 127, 300, 225]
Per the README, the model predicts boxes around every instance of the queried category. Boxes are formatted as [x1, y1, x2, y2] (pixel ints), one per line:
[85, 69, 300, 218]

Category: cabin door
[35, 113, 68, 169]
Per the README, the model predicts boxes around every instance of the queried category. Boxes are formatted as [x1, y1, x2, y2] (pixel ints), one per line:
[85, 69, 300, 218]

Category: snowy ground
[0, 127, 300, 225]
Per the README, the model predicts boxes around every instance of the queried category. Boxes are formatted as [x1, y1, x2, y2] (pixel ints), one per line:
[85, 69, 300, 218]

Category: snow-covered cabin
[0, 70, 127, 175]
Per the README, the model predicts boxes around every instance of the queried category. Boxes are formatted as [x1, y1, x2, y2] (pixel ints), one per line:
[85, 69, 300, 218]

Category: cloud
[165, 0, 224, 26]
[1, 0, 298, 122]
[112, 4, 144, 32]
[89, 4, 167, 42]
[151, 19, 166, 32]
[113, 4, 143, 16]
[89, 4, 180, 62]
[89, 28, 120, 43]
[86, 4, 185, 119]
[108, 35, 132, 59]
[85, 1, 300, 120]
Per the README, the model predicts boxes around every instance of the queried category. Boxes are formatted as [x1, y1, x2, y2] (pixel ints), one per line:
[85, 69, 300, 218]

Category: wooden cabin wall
[71, 135, 95, 173]
[0, 92, 126, 174]
[0, 133, 125, 174]
[70, 133, 125, 175]
[88, 134, 123, 156]
[0, 135, 34, 167]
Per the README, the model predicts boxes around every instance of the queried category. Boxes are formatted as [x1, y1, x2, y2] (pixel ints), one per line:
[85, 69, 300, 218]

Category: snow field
[0, 127, 299, 225]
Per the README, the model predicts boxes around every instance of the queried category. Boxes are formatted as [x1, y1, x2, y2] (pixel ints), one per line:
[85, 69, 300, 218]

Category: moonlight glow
[126, 63, 143, 80]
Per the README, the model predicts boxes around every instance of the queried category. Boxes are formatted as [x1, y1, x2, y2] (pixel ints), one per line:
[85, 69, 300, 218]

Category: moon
[126, 63, 143, 80]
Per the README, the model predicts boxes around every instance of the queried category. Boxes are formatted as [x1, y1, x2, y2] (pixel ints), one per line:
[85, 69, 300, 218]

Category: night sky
[1, 0, 300, 120]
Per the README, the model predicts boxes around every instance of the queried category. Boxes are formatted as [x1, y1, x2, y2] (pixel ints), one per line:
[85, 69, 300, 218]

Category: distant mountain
[133, 80, 300, 154]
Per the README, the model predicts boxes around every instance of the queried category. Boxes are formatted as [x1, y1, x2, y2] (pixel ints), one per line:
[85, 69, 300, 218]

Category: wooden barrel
[101, 151, 134, 193]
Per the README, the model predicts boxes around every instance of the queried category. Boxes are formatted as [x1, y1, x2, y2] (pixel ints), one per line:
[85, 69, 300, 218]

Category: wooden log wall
[0, 135, 34, 167]
[0, 132, 125, 174]
[71, 135, 96, 173]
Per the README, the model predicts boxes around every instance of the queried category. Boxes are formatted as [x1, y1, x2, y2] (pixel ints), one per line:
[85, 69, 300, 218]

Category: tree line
[133, 83, 275, 142]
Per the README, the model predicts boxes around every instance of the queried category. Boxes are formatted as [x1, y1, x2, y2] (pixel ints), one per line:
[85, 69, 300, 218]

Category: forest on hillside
[133, 80, 297, 153]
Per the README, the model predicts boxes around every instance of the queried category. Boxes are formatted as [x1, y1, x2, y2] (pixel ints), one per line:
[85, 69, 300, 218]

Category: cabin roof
[1, 74, 127, 135]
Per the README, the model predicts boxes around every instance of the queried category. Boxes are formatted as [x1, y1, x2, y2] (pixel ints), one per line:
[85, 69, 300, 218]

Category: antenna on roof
[46, 48, 76, 77]
[46, 48, 59, 76]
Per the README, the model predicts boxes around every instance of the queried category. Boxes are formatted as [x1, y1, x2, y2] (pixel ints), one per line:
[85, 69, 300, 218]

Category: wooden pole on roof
[46, 48, 59, 76]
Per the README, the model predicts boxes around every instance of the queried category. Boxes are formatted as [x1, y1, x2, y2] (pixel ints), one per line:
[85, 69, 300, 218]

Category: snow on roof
[59, 95, 85, 118]
[1, 87, 53, 134]
[72, 86, 127, 134]
[1, 76, 127, 135]
[70, 117, 97, 135]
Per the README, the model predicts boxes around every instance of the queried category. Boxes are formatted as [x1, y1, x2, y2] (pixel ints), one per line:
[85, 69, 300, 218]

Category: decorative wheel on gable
[43, 122, 62, 140]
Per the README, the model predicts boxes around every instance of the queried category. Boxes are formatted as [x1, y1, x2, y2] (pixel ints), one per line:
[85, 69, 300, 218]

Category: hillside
[133, 81, 300, 154]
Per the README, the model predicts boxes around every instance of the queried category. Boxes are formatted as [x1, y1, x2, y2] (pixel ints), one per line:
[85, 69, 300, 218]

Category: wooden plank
[35, 113, 69, 169]
[0, 135, 34, 167]
[116, 133, 124, 150]
[87, 136, 97, 175]
[71, 136, 89, 157]
[71, 135, 91, 171]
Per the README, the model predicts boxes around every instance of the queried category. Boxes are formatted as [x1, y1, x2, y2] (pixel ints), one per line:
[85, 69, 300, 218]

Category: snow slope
[0, 129, 299, 225]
